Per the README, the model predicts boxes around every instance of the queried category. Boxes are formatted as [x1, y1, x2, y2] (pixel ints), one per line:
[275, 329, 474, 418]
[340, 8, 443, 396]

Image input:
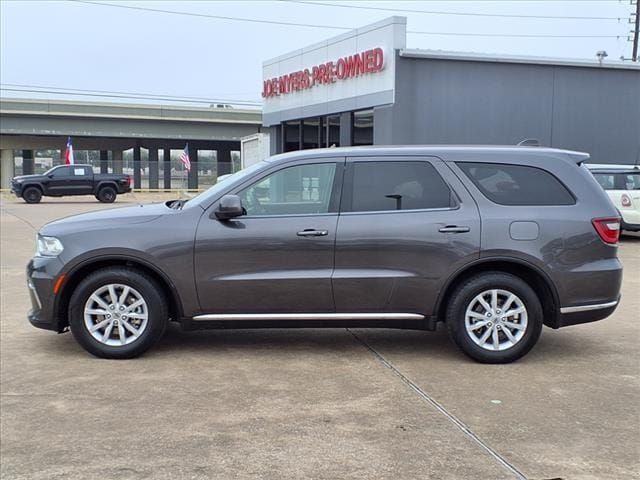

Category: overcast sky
[0, 0, 635, 106]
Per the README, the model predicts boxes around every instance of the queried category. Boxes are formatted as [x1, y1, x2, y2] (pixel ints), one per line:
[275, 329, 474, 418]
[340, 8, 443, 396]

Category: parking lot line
[348, 328, 528, 480]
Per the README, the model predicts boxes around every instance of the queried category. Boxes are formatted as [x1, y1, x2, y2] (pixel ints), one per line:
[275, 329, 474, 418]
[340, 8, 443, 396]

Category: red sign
[262, 47, 384, 99]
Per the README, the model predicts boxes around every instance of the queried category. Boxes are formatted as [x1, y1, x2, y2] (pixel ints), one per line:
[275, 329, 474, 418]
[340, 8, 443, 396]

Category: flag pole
[183, 160, 187, 194]
[179, 142, 190, 196]
[183, 143, 188, 195]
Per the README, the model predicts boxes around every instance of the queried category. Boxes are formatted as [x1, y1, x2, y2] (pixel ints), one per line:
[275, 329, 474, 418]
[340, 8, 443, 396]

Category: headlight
[37, 235, 64, 256]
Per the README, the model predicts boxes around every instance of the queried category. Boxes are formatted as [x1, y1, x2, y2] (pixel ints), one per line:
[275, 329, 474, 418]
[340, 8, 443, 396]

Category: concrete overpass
[0, 98, 263, 189]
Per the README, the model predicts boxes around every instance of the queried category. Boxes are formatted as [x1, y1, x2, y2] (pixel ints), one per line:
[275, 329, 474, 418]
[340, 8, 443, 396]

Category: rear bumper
[621, 219, 640, 232]
[620, 209, 640, 231]
[557, 297, 620, 328]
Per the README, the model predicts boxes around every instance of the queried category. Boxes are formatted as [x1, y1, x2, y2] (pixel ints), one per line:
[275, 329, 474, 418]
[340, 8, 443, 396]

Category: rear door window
[623, 173, 640, 190]
[72, 166, 91, 176]
[457, 162, 575, 206]
[346, 160, 453, 212]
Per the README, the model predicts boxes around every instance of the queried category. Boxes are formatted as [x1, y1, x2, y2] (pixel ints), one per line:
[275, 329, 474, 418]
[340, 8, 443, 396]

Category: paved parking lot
[1, 193, 639, 480]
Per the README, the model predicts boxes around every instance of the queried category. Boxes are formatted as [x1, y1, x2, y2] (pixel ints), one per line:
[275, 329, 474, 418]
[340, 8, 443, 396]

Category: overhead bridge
[0, 98, 263, 190]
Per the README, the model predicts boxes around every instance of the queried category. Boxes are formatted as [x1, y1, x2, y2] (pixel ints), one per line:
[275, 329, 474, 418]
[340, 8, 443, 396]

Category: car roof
[589, 168, 640, 174]
[52, 164, 92, 168]
[265, 145, 590, 164]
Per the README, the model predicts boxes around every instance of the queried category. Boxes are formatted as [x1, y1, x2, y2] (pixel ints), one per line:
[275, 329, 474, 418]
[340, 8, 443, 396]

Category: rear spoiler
[516, 139, 590, 165]
[566, 151, 590, 165]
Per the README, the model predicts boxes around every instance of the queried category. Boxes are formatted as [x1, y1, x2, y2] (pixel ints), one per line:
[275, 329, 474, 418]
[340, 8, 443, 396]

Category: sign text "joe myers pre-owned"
[262, 47, 384, 98]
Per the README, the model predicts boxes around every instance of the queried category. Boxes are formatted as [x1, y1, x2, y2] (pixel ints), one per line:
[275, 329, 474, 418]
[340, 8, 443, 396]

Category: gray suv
[26, 146, 623, 363]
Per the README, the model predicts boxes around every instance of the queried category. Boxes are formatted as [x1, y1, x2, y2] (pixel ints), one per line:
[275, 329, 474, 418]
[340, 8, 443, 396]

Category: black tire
[97, 186, 117, 203]
[68, 267, 168, 359]
[446, 272, 543, 364]
[22, 186, 42, 204]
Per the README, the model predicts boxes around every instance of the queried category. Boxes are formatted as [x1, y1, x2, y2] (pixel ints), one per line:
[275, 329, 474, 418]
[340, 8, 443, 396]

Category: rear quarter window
[457, 162, 575, 206]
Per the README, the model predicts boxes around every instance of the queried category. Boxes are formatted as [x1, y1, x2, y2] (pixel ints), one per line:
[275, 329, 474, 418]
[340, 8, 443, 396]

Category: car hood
[41, 202, 170, 235]
[13, 174, 46, 182]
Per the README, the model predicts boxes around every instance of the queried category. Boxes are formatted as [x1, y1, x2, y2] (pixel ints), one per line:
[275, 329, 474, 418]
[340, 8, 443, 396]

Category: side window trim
[340, 205, 460, 216]
[340, 156, 458, 214]
[229, 158, 346, 218]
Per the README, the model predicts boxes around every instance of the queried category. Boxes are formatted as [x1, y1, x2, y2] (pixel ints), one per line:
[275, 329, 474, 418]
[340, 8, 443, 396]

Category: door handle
[297, 229, 329, 237]
[438, 225, 470, 233]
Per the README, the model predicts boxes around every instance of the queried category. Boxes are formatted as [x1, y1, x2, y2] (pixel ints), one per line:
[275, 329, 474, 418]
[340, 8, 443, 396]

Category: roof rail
[517, 138, 541, 147]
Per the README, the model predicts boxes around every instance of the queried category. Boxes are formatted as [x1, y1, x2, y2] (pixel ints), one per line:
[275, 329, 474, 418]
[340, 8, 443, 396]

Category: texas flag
[64, 137, 74, 165]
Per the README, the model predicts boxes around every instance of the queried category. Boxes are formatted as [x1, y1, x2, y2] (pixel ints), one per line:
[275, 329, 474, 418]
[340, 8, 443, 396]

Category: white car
[590, 167, 640, 232]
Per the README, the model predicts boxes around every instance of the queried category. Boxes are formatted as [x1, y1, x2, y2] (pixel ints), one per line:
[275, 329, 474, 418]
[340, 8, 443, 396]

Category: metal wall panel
[551, 67, 640, 164]
[389, 56, 640, 164]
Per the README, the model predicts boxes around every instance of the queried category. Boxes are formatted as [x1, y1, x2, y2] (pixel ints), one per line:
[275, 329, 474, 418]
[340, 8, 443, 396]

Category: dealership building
[261, 16, 640, 164]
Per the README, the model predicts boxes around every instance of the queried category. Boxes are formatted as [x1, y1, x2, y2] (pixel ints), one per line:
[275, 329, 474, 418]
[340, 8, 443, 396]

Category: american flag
[179, 143, 191, 172]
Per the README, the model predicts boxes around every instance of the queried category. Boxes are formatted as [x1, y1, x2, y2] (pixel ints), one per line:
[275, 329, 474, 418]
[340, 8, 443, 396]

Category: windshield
[182, 161, 270, 210]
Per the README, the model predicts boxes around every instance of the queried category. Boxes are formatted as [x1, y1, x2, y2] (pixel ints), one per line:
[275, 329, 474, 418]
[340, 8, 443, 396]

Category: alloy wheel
[464, 289, 528, 351]
[83, 283, 149, 346]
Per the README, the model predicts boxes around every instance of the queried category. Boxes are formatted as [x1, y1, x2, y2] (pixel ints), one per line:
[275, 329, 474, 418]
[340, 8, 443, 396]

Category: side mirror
[214, 194, 244, 220]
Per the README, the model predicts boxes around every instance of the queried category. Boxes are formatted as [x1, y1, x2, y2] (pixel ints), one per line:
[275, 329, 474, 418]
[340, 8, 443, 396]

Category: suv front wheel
[446, 272, 543, 363]
[23, 186, 43, 204]
[68, 267, 168, 359]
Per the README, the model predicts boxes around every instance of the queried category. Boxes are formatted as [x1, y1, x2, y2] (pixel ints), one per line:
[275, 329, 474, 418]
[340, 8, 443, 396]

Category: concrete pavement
[1, 193, 639, 480]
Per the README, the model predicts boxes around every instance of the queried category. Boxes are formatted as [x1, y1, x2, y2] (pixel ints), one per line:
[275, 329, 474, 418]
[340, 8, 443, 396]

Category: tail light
[592, 217, 620, 245]
[126, 175, 132, 186]
[621, 194, 632, 208]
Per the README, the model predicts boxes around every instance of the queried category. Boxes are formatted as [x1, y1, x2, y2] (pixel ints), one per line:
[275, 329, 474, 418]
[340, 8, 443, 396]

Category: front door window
[238, 163, 337, 216]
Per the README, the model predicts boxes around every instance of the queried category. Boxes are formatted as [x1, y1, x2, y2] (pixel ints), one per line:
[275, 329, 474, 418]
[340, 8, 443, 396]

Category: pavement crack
[0, 206, 38, 232]
[346, 328, 527, 480]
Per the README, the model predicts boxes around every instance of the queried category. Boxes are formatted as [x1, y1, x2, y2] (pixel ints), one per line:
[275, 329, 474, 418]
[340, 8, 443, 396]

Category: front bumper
[10, 183, 23, 197]
[26, 256, 65, 332]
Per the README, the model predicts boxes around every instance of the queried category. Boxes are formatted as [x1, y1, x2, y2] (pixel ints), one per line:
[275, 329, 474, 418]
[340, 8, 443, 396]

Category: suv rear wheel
[68, 267, 168, 359]
[446, 272, 543, 363]
[96, 186, 117, 203]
